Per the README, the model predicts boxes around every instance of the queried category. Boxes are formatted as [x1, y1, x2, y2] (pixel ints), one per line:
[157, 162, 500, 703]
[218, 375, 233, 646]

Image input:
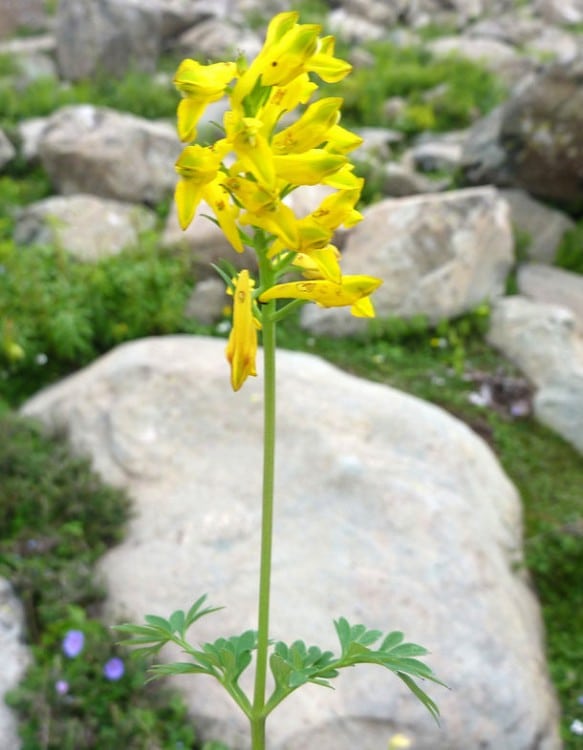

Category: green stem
[251, 297, 277, 750]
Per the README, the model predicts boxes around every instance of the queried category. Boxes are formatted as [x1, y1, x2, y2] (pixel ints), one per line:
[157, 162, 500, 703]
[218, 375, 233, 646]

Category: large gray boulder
[499, 57, 583, 207]
[301, 187, 513, 336]
[500, 190, 575, 264]
[517, 263, 583, 330]
[0, 0, 47, 38]
[488, 295, 583, 453]
[22, 336, 561, 750]
[55, 0, 211, 80]
[14, 194, 156, 260]
[38, 106, 181, 205]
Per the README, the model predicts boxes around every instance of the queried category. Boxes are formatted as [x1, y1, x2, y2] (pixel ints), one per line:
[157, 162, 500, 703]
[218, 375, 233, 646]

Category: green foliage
[0, 412, 199, 748]
[6, 608, 196, 750]
[0, 70, 178, 131]
[119, 602, 444, 724]
[328, 40, 506, 134]
[0, 239, 196, 405]
[0, 413, 130, 626]
[555, 219, 583, 274]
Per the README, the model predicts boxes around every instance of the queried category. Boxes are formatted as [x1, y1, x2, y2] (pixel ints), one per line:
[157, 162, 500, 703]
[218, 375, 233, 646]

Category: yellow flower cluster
[173, 11, 382, 390]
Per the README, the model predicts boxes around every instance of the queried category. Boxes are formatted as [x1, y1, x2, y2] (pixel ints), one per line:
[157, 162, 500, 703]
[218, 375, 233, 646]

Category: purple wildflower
[55, 680, 69, 695]
[62, 630, 85, 658]
[103, 657, 125, 681]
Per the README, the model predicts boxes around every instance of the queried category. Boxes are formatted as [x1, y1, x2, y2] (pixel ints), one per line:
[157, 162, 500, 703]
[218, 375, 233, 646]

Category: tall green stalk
[251, 241, 278, 749]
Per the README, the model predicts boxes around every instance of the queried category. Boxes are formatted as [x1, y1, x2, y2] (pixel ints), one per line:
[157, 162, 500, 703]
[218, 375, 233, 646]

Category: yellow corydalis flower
[259, 275, 383, 318]
[174, 60, 238, 141]
[226, 270, 261, 391]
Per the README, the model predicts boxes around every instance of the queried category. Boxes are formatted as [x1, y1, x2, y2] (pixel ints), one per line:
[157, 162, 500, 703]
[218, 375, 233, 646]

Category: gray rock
[21, 335, 561, 750]
[534, 372, 583, 453]
[405, 141, 464, 173]
[499, 57, 583, 207]
[14, 194, 156, 260]
[0, 34, 55, 57]
[488, 296, 583, 452]
[327, 9, 386, 43]
[17, 117, 50, 163]
[500, 189, 575, 264]
[488, 295, 583, 386]
[535, 0, 583, 25]
[0, 578, 30, 750]
[0, 128, 15, 170]
[55, 0, 210, 81]
[301, 187, 513, 336]
[184, 277, 227, 325]
[517, 263, 583, 330]
[38, 105, 182, 204]
[171, 18, 261, 61]
[381, 162, 447, 197]
[0, 0, 47, 38]
[461, 106, 516, 187]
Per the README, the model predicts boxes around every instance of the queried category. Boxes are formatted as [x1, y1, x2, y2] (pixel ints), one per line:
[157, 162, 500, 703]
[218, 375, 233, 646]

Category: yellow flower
[259, 275, 382, 317]
[174, 60, 238, 142]
[292, 245, 342, 283]
[325, 124, 364, 154]
[204, 177, 244, 253]
[174, 144, 225, 229]
[225, 270, 261, 391]
[225, 175, 299, 249]
[255, 22, 321, 88]
[259, 74, 317, 134]
[271, 97, 342, 154]
[224, 112, 276, 189]
[274, 149, 347, 186]
[305, 35, 352, 83]
[310, 187, 364, 229]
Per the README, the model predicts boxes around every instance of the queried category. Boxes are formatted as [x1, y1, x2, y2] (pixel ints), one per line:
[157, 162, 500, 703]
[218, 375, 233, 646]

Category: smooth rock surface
[22, 336, 561, 750]
[38, 106, 181, 204]
[14, 194, 156, 260]
[301, 187, 513, 336]
[488, 296, 583, 452]
[500, 189, 575, 264]
[55, 0, 210, 80]
[517, 263, 583, 330]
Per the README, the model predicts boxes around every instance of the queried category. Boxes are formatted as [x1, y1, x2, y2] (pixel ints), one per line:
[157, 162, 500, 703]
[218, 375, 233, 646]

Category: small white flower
[570, 719, 583, 736]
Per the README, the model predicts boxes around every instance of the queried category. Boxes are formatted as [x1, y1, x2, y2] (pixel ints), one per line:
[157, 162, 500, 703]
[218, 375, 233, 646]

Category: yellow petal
[225, 270, 261, 391]
[274, 150, 346, 186]
[204, 178, 244, 253]
[175, 178, 204, 230]
[173, 59, 237, 97]
[272, 97, 342, 154]
[259, 274, 382, 312]
[176, 97, 206, 142]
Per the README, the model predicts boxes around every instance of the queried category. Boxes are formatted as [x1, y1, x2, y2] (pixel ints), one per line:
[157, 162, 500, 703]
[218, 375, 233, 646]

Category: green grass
[0, 70, 180, 132]
[324, 39, 506, 134]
